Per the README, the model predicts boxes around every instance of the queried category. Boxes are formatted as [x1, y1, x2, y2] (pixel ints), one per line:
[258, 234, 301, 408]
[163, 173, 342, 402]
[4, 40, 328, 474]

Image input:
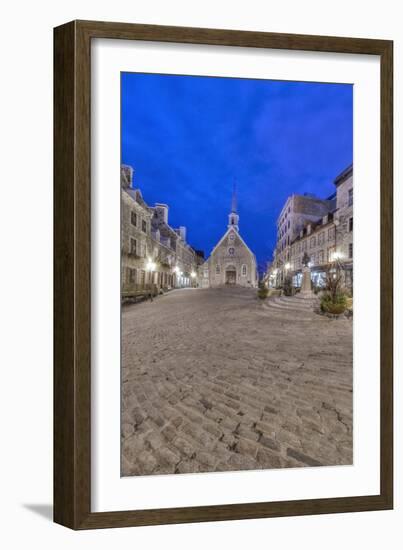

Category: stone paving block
[121, 287, 352, 476]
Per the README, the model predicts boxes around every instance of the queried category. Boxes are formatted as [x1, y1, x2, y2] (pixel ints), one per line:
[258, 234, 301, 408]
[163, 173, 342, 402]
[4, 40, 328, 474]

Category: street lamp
[285, 262, 291, 270]
[332, 251, 343, 261]
[146, 258, 156, 272]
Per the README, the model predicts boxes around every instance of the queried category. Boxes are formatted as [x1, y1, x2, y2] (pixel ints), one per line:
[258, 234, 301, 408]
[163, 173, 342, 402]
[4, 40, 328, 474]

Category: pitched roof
[208, 227, 256, 261]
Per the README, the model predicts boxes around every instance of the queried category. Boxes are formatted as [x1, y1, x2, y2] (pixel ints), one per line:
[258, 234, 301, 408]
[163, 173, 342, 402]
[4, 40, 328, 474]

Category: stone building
[201, 187, 257, 288]
[268, 165, 353, 290]
[121, 165, 200, 295]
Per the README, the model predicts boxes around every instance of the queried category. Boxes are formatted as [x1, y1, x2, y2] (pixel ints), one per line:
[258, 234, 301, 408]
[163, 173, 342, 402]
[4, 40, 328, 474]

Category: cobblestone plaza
[121, 287, 353, 476]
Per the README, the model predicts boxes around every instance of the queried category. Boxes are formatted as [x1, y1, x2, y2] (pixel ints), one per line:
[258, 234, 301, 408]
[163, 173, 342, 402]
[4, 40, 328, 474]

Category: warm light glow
[273, 269, 278, 276]
[173, 266, 180, 274]
[285, 262, 291, 270]
[332, 251, 343, 261]
[146, 259, 156, 271]
[191, 271, 196, 278]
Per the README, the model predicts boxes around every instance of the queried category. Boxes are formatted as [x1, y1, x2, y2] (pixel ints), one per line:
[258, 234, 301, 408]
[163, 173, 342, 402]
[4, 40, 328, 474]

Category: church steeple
[228, 182, 239, 230]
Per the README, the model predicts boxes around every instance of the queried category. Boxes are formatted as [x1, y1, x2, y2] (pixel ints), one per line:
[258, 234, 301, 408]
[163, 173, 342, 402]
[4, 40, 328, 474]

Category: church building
[201, 187, 257, 288]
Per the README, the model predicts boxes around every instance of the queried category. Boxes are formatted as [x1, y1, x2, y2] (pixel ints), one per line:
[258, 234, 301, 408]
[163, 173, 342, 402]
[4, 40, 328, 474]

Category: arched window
[228, 247, 235, 256]
[241, 264, 247, 276]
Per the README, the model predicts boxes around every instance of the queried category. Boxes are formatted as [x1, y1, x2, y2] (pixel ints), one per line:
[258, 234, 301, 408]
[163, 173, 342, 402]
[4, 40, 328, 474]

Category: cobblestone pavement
[121, 287, 353, 476]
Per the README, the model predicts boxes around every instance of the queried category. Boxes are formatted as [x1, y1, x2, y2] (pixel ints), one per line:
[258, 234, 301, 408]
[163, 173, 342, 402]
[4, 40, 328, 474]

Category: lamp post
[146, 258, 156, 299]
[191, 271, 196, 288]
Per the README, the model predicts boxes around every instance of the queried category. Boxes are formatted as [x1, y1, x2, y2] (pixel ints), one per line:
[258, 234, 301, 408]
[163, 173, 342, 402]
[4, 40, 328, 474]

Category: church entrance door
[225, 267, 237, 285]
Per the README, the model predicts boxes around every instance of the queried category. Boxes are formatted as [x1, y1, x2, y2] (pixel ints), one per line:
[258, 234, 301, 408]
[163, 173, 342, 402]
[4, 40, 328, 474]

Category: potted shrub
[320, 292, 347, 314]
[257, 283, 269, 300]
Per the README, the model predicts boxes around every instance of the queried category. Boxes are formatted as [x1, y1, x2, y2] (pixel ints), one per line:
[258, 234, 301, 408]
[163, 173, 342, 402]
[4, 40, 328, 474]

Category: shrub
[257, 286, 269, 300]
[320, 292, 347, 315]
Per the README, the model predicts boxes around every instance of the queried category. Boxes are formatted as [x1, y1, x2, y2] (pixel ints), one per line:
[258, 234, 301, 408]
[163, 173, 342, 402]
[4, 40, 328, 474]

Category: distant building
[267, 165, 353, 290]
[201, 186, 258, 288]
[121, 165, 199, 295]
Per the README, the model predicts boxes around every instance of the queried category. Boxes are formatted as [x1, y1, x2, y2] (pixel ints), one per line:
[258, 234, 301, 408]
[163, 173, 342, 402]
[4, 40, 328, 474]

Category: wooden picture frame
[54, 20, 393, 529]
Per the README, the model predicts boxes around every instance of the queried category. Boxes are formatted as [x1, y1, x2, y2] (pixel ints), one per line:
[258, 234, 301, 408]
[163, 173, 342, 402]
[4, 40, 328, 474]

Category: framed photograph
[54, 20, 393, 529]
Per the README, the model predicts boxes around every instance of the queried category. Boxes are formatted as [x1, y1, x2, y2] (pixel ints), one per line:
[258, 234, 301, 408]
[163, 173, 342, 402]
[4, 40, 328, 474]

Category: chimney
[154, 203, 169, 224]
[178, 226, 187, 242]
[121, 165, 134, 188]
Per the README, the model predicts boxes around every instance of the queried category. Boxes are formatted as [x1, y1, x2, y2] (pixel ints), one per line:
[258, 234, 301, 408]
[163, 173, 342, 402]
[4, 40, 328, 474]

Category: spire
[228, 180, 240, 231]
[231, 181, 237, 213]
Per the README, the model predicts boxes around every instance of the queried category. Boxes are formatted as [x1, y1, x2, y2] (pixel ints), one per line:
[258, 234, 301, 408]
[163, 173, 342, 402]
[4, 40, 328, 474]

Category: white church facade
[200, 188, 258, 288]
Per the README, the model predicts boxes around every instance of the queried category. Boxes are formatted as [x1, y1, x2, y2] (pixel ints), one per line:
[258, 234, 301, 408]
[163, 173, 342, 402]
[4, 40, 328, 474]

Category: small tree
[320, 260, 347, 314]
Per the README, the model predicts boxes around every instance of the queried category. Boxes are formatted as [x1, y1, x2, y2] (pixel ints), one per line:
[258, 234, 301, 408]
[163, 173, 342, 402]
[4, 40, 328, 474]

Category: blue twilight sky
[121, 72, 353, 267]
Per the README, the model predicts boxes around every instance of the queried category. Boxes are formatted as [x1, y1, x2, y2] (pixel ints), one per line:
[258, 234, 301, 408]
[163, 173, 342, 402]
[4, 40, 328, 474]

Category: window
[216, 264, 221, 274]
[302, 240, 307, 251]
[129, 268, 137, 284]
[328, 246, 335, 262]
[349, 217, 353, 232]
[204, 268, 209, 278]
[241, 264, 247, 276]
[328, 227, 335, 240]
[229, 233, 235, 241]
[310, 236, 316, 249]
[348, 188, 353, 206]
[129, 238, 137, 255]
[318, 232, 324, 245]
[297, 242, 301, 253]
[142, 219, 147, 233]
[318, 250, 324, 264]
[349, 243, 353, 258]
[228, 247, 235, 256]
[288, 220, 290, 229]
[310, 253, 316, 266]
[130, 210, 137, 226]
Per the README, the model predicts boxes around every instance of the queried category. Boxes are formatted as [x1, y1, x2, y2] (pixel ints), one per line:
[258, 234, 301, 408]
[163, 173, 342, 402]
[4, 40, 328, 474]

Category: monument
[300, 252, 313, 295]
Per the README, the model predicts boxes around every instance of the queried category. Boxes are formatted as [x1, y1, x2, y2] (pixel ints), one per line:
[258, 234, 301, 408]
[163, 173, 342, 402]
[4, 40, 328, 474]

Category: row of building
[265, 164, 353, 290]
[122, 162, 352, 296]
[122, 165, 258, 296]
[121, 165, 204, 294]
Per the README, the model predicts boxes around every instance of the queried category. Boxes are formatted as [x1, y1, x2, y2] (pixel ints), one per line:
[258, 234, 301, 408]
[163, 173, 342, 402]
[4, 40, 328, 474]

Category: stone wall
[206, 230, 257, 288]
